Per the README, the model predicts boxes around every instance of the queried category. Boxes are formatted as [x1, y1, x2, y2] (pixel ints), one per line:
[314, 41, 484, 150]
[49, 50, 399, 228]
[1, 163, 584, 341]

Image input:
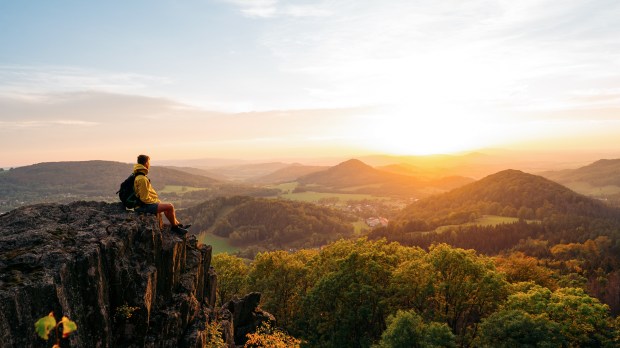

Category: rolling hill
[296, 159, 473, 196]
[247, 163, 328, 184]
[205, 162, 293, 181]
[0, 160, 219, 192]
[178, 196, 356, 252]
[540, 158, 620, 192]
[298, 159, 411, 187]
[370, 169, 620, 267]
[163, 166, 230, 181]
[0, 161, 221, 212]
[396, 169, 617, 226]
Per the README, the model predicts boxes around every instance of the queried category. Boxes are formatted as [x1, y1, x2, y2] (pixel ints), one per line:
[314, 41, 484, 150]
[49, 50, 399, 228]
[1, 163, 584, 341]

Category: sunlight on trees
[214, 239, 619, 347]
[212, 253, 249, 306]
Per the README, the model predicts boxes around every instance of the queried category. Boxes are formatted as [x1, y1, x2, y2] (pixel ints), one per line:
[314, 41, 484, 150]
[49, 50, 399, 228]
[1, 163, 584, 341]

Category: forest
[369, 170, 620, 316]
[212, 239, 620, 347]
[206, 169, 620, 347]
[178, 196, 356, 254]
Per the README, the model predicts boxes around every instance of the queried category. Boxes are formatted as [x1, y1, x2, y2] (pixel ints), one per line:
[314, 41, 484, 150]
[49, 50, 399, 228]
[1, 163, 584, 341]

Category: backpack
[117, 172, 145, 209]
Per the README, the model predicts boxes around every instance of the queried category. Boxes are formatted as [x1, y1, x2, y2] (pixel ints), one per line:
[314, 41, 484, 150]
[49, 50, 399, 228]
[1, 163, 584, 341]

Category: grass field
[268, 182, 298, 193]
[435, 215, 523, 233]
[160, 185, 207, 194]
[353, 220, 370, 235]
[196, 232, 239, 254]
[280, 191, 381, 203]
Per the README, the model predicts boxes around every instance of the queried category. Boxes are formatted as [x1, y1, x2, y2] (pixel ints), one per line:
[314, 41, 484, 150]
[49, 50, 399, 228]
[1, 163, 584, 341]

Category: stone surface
[0, 201, 218, 348]
[224, 293, 275, 346]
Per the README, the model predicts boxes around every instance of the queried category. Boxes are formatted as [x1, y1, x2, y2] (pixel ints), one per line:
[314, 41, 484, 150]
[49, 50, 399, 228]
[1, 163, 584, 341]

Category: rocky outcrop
[0, 201, 227, 347]
[224, 293, 275, 346]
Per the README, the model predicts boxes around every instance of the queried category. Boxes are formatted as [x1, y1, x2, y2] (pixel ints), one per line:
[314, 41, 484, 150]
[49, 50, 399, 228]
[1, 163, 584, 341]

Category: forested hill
[541, 158, 620, 187]
[178, 196, 355, 251]
[396, 169, 618, 226]
[0, 160, 219, 191]
[296, 159, 473, 195]
[298, 159, 412, 187]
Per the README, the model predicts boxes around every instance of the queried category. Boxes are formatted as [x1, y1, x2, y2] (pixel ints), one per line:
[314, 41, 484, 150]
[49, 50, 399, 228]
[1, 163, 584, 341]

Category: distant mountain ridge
[298, 159, 413, 187]
[0, 161, 223, 212]
[297, 159, 474, 196]
[397, 169, 617, 225]
[0, 160, 219, 192]
[247, 163, 328, 184]
[205, 162, 292, 181]
[541, 158, 620, 187]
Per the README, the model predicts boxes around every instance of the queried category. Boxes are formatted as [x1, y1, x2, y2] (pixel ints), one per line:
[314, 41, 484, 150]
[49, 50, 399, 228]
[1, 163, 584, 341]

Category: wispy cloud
[257, 0, 620, 115]
[0, 65, 171, 96]
[0, 119, 99, 130]
[221, 0, 332, 18]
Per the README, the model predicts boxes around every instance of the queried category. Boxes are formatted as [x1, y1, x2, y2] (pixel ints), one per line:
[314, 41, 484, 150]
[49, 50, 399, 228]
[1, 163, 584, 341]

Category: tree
[389, 254, 435, 314]
[504, 284, 616, 346]
[246, 251, 309, 328]
[476, 309, 564, 347]
[494, 252, 556, 289]
[424, 244, 508, 345]
[374, 310, 455, 348]
[298, 239, 401, 347]
[211, 253, 249, 306]
[244, 322, 301, 348]
[204, 319, 226, 348]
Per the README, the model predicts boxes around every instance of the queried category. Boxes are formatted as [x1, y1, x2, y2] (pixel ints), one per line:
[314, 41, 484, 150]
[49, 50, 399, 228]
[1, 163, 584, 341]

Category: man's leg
[157, 202, 180, 226]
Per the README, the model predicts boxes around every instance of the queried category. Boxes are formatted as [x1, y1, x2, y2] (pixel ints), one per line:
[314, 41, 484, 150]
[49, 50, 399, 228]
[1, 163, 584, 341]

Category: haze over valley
[2, 1, 620, 347]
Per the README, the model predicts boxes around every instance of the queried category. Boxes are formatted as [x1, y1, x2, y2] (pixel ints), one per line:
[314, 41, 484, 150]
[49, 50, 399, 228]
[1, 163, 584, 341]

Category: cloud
[221, 0, 331, 18]
[0, 119, 99, 130]
[0, 65, 171, 96]
[256, 0, 620, 115]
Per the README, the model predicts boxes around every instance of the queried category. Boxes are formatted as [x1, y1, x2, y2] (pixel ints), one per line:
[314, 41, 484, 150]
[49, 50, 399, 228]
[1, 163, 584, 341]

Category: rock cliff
[0, 201, 272, 348]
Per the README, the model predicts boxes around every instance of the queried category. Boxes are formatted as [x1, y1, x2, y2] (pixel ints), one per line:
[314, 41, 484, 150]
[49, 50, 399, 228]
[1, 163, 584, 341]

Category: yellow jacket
[133, 164, 160, 205]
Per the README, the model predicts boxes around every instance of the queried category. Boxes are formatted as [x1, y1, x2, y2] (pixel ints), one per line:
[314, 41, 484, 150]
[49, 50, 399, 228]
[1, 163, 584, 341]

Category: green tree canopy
[374, 310, 455, 348]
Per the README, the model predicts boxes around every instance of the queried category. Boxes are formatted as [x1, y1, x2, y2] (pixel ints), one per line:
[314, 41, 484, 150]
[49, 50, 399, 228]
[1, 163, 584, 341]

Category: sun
[352, 105, 497, 156]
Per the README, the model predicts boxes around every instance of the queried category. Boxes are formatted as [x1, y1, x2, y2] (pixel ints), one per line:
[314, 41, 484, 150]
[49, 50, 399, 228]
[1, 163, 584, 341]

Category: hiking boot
[177, 223, 192, 229]
[171, 225, 188, 235]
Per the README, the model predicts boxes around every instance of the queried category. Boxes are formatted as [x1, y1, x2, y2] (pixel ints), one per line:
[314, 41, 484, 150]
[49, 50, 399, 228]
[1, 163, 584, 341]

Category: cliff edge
[0, 201, 270, 348]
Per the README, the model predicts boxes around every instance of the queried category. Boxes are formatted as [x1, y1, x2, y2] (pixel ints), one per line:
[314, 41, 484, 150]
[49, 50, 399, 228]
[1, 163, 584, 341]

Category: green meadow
[160, 185, 207, 194]
[196, 232, 239, 254]
[435, 215, 525, 233]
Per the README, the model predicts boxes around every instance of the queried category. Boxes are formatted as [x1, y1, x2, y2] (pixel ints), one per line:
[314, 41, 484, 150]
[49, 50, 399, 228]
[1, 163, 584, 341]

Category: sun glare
[353, 104, 494, 155]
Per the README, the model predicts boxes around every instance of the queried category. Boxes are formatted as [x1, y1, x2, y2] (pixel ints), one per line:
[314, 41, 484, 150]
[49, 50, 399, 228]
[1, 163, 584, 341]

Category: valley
[2, 155, 620, 346]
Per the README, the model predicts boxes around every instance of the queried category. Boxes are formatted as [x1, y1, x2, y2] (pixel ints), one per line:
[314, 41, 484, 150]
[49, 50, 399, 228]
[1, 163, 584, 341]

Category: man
[133, 154, 189, 235]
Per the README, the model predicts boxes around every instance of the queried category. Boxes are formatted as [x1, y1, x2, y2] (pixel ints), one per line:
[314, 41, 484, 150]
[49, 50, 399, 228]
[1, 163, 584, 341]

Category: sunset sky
[1, 0, 620, 167]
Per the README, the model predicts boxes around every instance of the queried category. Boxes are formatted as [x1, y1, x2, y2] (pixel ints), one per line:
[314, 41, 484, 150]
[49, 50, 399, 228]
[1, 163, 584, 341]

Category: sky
[1, 0, 620, 167]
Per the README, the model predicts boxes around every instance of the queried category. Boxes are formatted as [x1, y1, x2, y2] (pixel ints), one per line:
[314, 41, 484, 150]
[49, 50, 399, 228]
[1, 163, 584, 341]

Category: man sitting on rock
[133, 154, 189, 235]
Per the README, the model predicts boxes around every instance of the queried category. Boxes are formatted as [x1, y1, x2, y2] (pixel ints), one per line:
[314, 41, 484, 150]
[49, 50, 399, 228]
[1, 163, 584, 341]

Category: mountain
[397, 169, 617, 225]
[0, 161, 221, 212]
[361, 151, 604, 179]
[540, 159, 620, 188]
[298, 159, 412, 188]
[246, 163, 328, 184]
[296, 159, 473, 196]
[163, 165, 230, 181]
[377, 163, 430, 177]
[205, 162, 293, 181]
[0, 160, 218, 192]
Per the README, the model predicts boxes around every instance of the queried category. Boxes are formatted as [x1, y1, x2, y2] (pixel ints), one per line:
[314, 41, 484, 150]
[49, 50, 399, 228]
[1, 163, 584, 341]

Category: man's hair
[137, 154, 150, 165]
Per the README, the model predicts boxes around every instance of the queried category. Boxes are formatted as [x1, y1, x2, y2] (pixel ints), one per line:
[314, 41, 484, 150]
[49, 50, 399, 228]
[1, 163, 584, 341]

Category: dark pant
[135, 203, 159, 214]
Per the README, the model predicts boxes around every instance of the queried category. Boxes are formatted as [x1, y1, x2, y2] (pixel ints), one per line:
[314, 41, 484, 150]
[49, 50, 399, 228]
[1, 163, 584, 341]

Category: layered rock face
[0, 201, 250, 347]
